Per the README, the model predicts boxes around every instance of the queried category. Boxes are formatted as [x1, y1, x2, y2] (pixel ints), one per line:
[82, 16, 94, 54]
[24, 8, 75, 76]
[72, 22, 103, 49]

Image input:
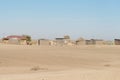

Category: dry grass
[30, 66, 48, 71]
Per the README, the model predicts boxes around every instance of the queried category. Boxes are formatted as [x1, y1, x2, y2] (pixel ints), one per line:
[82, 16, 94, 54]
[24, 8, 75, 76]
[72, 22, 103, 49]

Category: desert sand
[0, 45, 120, 80]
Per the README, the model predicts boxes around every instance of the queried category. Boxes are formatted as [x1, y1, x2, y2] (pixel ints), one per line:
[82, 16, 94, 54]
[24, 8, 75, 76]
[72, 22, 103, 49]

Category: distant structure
[76, 38, 105, 45]
[86, 39, 105, 45]
[114, 39, 120, 45]
[0, 34, 116, 46]
[2, 35, 31, 45]
[38, 39, 50, 46]
[91, 39, 105, 45]
[64, 35, 70, 40]
[86, 39, 94, 45]
[76, 38, 86, 45]
[55, 38, 65, 46]
[49, 40, 57, 46]
[55, 35, 74, 46]
[104, 41, 114, 45]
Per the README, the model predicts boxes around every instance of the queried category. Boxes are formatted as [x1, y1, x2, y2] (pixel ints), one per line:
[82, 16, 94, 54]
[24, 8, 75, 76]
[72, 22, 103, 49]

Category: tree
[22, 35, 31, 41]
[22, 35, 32, 45]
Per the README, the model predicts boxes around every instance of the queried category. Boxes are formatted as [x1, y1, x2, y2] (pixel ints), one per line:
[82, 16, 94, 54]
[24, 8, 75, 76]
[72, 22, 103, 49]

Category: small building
[76, 38, 86, 45]
[86, 40, 94, 45]
[2, 35, 28, 45]
[114, 39, 120, 45]
[85, 39, 105, 45]
[49, 40, 57, 46]
[64, 35, 70, 40]
[55, 35, 73, 46]
[55, 38, 65, 46]
[91, 39, 105, 45]
[38, 39, 50, 46]
[104, 41, 114, 45]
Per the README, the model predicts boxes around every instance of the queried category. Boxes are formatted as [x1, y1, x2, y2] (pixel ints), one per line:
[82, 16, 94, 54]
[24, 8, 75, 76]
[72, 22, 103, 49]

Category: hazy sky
[0, 0, 120, 40]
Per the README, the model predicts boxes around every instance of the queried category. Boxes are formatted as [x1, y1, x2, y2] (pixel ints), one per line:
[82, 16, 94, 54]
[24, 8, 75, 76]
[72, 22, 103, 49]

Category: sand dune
[0, 45, 120, 80]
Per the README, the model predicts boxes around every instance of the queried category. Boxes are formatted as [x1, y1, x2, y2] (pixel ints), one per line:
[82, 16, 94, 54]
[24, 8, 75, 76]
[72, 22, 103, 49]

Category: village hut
[55, 38, 65, 46]
[91, 39, 105, 45]
[114, 39, 120, 45]
[2, 35, 29, 45]
[85, 40, 93, 45]
[38, 39, 50, 46]
[76, 37, 86, 45]
[85, 39, 105, 45]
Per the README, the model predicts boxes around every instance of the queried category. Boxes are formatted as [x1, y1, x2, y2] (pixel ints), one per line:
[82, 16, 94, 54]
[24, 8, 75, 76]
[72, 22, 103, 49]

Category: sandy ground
[0, 45, 120, 80]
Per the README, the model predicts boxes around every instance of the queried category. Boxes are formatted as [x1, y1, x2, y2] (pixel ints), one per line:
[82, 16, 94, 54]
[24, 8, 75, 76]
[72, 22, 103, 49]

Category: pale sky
[0, 0, 120, 40]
